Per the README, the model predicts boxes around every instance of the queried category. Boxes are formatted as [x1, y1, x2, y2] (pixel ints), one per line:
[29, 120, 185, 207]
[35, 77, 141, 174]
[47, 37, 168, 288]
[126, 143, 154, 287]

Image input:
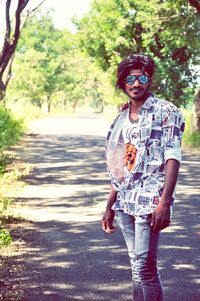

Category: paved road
[8, 114, 200, 300]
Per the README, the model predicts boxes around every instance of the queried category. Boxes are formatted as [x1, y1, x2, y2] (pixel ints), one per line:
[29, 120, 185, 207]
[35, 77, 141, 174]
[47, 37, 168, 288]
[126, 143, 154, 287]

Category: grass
[182, 109, 200, 149]
[0, 152, 31, 247]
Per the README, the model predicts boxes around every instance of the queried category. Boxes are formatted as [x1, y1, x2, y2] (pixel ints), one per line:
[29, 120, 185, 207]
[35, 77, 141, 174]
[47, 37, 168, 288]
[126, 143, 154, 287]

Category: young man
[101, 54, 185, 301]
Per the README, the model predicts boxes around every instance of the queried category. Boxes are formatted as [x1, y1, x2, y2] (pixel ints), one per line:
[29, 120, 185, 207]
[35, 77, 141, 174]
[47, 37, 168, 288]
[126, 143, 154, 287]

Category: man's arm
[101, 185, 117, 234]
[151, 159, 180, 231]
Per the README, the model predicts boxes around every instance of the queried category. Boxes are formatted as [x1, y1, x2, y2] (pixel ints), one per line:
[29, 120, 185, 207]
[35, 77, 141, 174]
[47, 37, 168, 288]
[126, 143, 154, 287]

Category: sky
[36, 0, 93, 32]
[0, 0, 92, 40]
[0, 0, 92, 48]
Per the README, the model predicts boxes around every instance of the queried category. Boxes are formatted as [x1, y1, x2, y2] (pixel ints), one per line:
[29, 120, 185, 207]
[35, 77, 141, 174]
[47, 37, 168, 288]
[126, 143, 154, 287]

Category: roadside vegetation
[182, 108, 200, 148]
[0, 106, 25, 246]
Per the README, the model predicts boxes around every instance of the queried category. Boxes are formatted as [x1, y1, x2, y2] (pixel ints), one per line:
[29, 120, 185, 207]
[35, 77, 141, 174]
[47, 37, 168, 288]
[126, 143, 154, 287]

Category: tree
[76, 0, 200, 108]
[193, 87, 200, 132]
[0, 0, 45, 102]
[7, 48, 46, 107]
[8, 11, 116, 113]
[58, 50, 117, 113]
[12, 11, 75, 112]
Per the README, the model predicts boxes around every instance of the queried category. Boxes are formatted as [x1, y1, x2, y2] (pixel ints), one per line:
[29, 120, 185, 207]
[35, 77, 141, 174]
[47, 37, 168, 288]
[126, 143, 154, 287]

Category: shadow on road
[1, 129, 199, 301]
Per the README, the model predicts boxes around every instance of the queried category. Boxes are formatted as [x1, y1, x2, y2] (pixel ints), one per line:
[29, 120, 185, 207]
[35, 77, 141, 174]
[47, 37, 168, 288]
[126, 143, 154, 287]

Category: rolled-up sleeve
[162, 107, 185, 163]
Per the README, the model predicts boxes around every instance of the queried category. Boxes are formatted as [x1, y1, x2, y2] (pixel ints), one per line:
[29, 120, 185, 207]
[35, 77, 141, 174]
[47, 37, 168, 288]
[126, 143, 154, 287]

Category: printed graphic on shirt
[125, 126, 139, 141]
[125, 143, 137, 171]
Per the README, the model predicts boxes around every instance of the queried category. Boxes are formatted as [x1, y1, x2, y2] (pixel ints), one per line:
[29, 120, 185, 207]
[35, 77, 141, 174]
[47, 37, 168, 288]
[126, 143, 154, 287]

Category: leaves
[77, 0, 200, 107]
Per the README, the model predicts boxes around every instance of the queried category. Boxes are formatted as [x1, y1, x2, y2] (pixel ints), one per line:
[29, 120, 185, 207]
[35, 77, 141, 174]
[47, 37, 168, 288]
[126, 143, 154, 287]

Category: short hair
[116, 54, 155, 91]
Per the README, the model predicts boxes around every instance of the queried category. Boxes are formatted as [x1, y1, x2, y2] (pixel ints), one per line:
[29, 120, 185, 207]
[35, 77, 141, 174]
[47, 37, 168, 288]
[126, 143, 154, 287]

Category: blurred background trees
[77, 0, 200, 108]
[0, 0, 200, 138]
[0, 0, 45, 101]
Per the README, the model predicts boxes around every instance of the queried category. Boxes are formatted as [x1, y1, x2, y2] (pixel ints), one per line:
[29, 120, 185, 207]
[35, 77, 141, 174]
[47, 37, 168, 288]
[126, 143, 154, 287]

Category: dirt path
[1, 114, 200, 301]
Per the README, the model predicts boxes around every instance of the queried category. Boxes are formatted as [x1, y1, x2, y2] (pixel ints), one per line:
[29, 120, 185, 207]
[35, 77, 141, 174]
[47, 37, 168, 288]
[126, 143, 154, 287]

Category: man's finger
[101, 220, 116, 233]
[151, 212, 155, 227]
[152, 215, 160, 231]
[101, 220, 107, 230]
[104, 228, 116, 234]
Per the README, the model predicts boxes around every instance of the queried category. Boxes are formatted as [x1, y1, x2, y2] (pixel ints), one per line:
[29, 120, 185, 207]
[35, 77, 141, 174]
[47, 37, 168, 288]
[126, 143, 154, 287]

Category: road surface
[2, 114, 200, 301]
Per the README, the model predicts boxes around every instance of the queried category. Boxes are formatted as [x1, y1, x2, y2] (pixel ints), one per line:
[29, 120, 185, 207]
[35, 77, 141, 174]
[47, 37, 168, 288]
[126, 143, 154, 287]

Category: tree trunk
[192, 88, 200, 132]
[0, 0, 45, 102]
[72, 100, 78, 113]
[61, 94, 67, 111]
[47, 96, 51, 113]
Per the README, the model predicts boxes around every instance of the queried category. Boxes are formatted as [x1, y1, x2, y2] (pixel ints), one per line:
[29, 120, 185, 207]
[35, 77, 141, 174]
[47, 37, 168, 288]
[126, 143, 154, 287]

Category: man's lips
[129, 88, 143, 92]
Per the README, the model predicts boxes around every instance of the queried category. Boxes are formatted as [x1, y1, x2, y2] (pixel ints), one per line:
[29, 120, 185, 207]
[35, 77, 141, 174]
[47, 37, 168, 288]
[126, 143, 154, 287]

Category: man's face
[124, 69, 151, 101]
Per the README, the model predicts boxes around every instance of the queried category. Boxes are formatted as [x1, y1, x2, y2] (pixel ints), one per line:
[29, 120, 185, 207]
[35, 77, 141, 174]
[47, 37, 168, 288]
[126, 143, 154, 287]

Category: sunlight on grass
[182, 109, 200, 148]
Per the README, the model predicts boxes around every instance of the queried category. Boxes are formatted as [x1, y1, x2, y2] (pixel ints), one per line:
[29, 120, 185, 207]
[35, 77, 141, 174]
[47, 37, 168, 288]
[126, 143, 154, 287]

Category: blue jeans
[115, 210, 163, 301]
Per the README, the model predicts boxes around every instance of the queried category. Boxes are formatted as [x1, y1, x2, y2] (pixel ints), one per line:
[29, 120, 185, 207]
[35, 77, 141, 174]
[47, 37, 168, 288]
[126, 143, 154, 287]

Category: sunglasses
[125, 74, 149, 85]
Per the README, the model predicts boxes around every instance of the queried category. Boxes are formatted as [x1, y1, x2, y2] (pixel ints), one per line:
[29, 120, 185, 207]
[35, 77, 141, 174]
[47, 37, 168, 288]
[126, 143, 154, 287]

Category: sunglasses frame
[125, 74, 149, 85]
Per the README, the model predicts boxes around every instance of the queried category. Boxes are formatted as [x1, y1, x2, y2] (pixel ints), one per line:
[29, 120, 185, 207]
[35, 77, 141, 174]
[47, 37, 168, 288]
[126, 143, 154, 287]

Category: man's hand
[101, 208, 116, 234]
[119, 102, 129, 112]
[151, 201, 170, 231]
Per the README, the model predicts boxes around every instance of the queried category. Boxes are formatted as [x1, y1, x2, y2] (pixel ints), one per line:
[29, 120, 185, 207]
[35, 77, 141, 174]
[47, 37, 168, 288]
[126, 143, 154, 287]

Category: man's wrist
[160, 195, 172, 207]
[106, 201, 115, 211]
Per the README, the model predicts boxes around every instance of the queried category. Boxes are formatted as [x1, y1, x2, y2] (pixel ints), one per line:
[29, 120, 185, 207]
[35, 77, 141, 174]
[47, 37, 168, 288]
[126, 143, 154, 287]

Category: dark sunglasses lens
[139, 75, 149, 84]
[126, 75, 136, 85]
[125, 75, 149, 85]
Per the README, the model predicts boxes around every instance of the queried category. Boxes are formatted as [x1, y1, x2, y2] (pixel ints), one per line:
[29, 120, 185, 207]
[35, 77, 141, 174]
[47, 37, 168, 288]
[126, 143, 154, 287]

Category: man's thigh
[134, 215, 160, 257]
[115, 210, 135, 253]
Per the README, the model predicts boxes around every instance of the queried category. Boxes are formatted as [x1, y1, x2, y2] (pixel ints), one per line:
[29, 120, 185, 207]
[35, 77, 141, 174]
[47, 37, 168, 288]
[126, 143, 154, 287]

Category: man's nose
[133, 78, 141, 86]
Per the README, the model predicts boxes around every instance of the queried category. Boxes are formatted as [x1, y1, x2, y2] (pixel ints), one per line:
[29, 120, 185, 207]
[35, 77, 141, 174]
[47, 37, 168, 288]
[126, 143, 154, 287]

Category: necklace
[129, 107, 139, 122]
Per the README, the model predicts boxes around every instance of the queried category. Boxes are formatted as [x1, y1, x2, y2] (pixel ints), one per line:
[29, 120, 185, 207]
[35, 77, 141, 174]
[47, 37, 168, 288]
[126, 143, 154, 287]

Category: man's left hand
[119, 102, 129, 112]
[151, 201, 171, 231]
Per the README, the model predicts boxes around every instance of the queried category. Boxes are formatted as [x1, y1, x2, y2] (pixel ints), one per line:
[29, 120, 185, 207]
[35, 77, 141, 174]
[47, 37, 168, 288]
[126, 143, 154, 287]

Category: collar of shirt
[128, 92, 155, 111]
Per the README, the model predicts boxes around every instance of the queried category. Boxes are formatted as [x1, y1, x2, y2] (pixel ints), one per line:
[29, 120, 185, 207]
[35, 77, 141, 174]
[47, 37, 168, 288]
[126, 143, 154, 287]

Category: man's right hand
[101, 208, 116, 234]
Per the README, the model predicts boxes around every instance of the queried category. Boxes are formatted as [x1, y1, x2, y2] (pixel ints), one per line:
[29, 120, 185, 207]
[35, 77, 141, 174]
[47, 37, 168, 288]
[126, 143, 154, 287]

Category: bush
[0, 106, 24, 173]
[0, 106, 24, 152]
[0, 228, 12, 246]
[182, 109, 200, 148]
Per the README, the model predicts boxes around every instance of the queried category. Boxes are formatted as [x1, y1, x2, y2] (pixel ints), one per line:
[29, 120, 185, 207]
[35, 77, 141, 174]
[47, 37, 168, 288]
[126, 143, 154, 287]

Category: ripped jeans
[115, 210, 163, 301]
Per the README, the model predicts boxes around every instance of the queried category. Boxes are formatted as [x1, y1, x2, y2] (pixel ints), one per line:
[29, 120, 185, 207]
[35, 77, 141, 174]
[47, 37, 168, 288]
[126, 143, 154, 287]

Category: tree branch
[5, 0, 11, 39]
[20, 0, 46, 31]
[0, 0, 46, 101]
[27, 0, 46, 16]
[16, 0, 29, 14]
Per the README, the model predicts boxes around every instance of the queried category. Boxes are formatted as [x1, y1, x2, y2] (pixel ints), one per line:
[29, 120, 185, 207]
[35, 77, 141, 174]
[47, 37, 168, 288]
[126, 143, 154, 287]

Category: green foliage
[7, 10, 120, 113]
[6, 2, 199, 114]
[13, 11, 75, 112]
[77, 0, 200, 108]
[0, 154, 12, 175]
[184, 131, 200, 148]
[0, 228, 12, 246]
[182, 108, 200, 147]
[0, 106, 24, 152]
[0, 106, 24, 174]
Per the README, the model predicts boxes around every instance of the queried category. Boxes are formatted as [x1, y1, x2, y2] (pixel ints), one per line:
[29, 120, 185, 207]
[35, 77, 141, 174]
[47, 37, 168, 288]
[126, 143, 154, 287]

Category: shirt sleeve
[161, 106, 185, 163]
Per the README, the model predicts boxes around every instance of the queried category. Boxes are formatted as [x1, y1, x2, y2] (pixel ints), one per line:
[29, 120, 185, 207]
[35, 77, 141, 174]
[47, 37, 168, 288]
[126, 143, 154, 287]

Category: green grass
[0, 105, 27, 246]
[0, 106, 24, 152]
[182, 109, 200, 148]
[6, 101, 44, 126]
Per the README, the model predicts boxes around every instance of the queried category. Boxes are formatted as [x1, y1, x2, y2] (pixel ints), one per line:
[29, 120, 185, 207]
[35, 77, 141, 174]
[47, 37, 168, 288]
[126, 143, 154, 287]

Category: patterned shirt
[105, 93, 185, 216]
